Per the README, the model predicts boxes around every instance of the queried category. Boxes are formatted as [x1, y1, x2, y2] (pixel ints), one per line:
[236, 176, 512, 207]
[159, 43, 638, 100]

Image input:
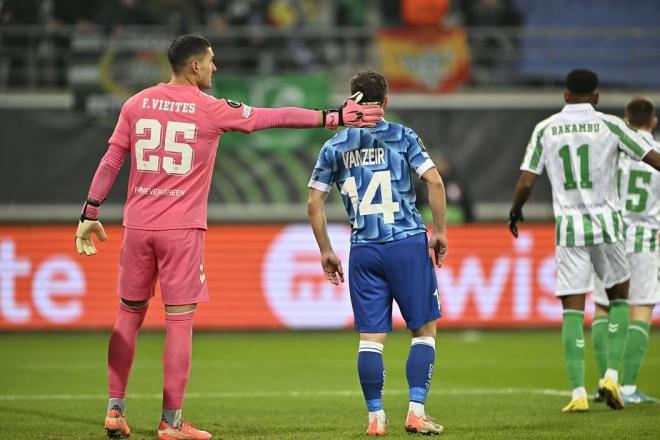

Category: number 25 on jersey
[135, 118, 196, 175]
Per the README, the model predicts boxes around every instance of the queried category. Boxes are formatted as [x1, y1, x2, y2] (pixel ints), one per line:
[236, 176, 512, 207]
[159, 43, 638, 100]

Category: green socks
[591, 316, 608, 379]
[562, 310, 585, 389]
[622, 320, 651, 386]
[606, 300, 629, 372]
[592, 303, 645, 386]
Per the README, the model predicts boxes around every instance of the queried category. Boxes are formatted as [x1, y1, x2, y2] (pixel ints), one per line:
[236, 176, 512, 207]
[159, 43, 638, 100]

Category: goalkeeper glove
[76, 198, 107, 256]
[508, 209, 524, 238]
[322, 92, 383, 129]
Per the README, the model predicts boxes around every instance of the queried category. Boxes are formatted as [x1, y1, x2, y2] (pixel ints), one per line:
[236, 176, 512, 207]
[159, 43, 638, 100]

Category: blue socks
[358, 336, 436, 414]
[358, 341, 385, 411]
[406, 337, 436, 404]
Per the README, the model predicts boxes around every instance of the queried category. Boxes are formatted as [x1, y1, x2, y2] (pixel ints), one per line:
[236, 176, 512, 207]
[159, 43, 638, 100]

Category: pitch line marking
[0, 388, 571, 401]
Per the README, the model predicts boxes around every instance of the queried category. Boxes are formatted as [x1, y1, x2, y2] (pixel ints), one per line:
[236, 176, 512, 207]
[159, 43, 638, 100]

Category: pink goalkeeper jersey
[109, 83, 257, 230]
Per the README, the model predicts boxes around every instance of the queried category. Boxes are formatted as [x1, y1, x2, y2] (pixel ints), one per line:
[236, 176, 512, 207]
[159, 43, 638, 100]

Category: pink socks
[108, 302, 195, 412]
[108, 301, 148, 398]
[163, 310, 195, 410]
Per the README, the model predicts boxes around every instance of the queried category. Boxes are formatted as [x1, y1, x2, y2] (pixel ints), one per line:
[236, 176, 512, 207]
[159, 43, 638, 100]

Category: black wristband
[80, 198, 103, 222]
[321, 108, 343, 127]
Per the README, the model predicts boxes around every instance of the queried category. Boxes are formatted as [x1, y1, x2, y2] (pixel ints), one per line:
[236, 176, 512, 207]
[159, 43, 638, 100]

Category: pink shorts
[118, 228, 209, 305]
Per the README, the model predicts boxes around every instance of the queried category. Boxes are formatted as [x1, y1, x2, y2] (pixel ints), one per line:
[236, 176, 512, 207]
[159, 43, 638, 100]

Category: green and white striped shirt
[520, 103, 653, 247]
[618, 131, 660, 253]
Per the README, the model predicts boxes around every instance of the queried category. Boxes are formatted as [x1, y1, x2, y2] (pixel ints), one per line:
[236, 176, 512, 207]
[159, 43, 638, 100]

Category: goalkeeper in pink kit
[74, 34, 382, 440]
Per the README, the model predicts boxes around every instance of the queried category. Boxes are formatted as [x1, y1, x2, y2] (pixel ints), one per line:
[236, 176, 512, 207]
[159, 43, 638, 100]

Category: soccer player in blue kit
[307, 70, 448, 436]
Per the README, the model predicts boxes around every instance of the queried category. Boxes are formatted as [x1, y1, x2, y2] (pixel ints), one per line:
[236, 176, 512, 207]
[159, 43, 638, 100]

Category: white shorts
[555, 241, 630, 297]
[592, 251, 660, 306]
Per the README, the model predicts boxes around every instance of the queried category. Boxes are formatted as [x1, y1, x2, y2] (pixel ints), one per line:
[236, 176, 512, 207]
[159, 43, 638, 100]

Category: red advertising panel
[1, 224, 657, 329]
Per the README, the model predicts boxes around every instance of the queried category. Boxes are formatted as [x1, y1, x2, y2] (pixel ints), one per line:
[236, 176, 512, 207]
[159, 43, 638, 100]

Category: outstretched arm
[508, 171, 539, 238]
[252, 93, 382, 131]
[307, 188, 344, 285]
[422, 167, 447, 267]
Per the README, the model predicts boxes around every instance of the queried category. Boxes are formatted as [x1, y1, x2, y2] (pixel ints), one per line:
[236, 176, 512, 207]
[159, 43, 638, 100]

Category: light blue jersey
[309, 120, 435, 243]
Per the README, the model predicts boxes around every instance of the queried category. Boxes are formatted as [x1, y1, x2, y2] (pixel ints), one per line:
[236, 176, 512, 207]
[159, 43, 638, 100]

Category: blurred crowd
[1, 0, 374, 36]
[0, 0, 520, 33]
[0, 0, 523, 88]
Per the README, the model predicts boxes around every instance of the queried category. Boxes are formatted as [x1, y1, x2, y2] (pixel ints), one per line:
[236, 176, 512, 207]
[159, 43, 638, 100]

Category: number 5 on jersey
[135, 118, 197, 175]
[341, 170, 400, 226]
[625, 170, 652, 212]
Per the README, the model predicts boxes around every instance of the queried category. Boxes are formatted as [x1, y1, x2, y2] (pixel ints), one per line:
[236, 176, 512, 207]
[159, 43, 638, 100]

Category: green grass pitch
[0, 330, 658, 439]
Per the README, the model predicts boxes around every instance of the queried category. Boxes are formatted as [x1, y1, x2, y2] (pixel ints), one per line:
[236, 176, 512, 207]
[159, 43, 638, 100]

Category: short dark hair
[350, 70, 388, 104]
[566, 69, 599, 95]
[625, 97, 655, 128]
[168, 35, 211, 74]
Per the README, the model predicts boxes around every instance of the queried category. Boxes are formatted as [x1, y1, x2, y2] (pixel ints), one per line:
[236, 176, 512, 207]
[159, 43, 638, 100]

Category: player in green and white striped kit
[508, 70, 660, 412]
[591, 97, 660, 405]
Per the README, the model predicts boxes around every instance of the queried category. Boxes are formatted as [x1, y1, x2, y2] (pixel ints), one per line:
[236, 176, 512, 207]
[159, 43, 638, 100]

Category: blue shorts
[348, 233, 442, 333]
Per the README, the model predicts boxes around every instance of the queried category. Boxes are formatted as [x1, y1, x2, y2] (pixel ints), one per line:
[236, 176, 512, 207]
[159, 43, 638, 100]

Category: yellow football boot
[561, 396, 589, 412]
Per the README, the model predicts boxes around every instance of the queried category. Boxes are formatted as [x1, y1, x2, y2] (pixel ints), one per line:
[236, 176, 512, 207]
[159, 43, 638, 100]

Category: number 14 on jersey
[341, 171, 401, 226]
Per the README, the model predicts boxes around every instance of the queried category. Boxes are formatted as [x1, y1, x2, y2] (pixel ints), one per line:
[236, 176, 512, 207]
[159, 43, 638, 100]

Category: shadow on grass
[219, 422, 356, 439]
[0, 403, 153, 438]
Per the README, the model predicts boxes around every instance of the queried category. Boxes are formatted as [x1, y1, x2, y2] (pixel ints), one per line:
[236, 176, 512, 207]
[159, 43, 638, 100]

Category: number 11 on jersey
[558, 143, 593, 190]
[341, 170, 401, 226]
